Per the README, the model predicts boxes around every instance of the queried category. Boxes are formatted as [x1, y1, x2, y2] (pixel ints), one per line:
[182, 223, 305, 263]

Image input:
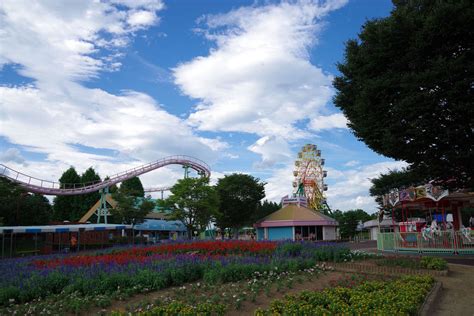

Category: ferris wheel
[292, 144, 329, 212]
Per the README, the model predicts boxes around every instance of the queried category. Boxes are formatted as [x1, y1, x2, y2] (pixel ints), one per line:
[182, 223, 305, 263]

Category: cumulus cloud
[0, 148, 26, 166]
[309, 113, 348, 131]
[325, 161, 408, 212]
[247, 136, 292, 168]
[174, 0, 348, 165]
[0, 0, 227, 190]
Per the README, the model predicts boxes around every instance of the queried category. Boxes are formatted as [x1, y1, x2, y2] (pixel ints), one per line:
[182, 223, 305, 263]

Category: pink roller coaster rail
[0, 155, 210, 196]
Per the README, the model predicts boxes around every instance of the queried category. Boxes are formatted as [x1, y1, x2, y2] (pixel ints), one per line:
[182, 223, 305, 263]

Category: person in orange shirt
[70, 235, 78, 252]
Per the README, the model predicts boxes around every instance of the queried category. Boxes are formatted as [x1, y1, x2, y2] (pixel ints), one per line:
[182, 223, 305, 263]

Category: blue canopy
[134, 219, 187, 232]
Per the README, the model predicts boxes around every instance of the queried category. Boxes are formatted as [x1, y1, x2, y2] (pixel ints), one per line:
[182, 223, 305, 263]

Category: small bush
[420, 256, 448, 270]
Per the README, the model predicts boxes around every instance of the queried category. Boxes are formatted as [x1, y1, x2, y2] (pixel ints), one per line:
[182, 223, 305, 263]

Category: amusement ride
[291, 144, 330, 212]
[0, 155, 211, 224]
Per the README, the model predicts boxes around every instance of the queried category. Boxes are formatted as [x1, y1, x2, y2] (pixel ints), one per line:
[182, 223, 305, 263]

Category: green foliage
[215, 174, 265, 233]
[258, 275, 434, 315]
[119, 176, 144, 197]
[0, 178, 52, 225]
[376, 256, 448, 271]
[135, 301, 227, 316]
[332, 209, 372, 239]
[333, 0, 474, 189]
[79, 167, 101, 216]
[163, 177, 219, 238]
[53, 167, 82, 221]
[253, 200, 281, 222]
[111, 193, 154, 225]
[420, 256, 448, 271]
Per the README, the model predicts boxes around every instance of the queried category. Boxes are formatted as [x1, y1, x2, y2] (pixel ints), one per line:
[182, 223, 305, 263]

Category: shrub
[258, 275, 434, 315]
[420, 256, 448, 271]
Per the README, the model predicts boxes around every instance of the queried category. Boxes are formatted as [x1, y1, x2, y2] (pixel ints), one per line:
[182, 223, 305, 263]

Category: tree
[253, 200, 281, 222]
[110, 191, 154, 225]
[333, 0, 474, 189]
[215, 174, 265, 235]
[332, 209, 372, 239]
[53, 167, 82, 221]
[0, 178, 52, 226]
[120, 177, 144, 197]
[162, 177, 219, 239]
[79, 167, 101, 216]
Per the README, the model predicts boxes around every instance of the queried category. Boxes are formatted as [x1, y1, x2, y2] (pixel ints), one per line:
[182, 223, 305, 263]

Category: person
[70, 235, 77, 252]
[470, 216, 474, 228]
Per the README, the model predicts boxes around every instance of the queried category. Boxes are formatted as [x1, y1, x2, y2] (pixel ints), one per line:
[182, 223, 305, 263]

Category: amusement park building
[254, 202, 338, 241]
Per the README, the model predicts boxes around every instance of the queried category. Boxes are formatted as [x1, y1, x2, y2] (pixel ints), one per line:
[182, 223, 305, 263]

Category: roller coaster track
[0, 155, 210, 196]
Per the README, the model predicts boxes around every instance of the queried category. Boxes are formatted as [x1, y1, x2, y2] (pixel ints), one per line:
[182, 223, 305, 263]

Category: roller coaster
[0, 155, 211, 223]
[0, 155, 210, 195]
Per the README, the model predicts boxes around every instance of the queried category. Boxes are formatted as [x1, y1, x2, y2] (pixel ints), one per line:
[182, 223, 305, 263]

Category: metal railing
[377, 231, 474, 255]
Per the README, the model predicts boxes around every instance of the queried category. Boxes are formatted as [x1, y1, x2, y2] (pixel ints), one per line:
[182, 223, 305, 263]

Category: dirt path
[431, 264, 474, 316]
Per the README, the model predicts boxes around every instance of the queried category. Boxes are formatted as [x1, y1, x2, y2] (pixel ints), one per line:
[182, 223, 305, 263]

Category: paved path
[431, 264, 474, 316]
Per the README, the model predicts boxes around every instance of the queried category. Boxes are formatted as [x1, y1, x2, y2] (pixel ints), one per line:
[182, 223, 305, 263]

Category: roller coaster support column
[96, 187, 110, 224]
[183, 165, 190, 179]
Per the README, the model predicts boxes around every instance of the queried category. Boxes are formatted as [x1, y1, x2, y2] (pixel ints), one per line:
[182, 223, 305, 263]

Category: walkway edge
[419, 281, 442, 316]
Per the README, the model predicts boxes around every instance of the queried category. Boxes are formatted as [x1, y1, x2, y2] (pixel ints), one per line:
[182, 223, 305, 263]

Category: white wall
[370, 227, 378, 240]
[323, 226, 337, 240]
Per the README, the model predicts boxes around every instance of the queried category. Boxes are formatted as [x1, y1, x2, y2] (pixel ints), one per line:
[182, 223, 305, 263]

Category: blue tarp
[134, 219, 187, 232]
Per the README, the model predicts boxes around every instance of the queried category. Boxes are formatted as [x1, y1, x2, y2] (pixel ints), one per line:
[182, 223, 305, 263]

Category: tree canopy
[120, 177, 145, 197]
[0, 178, 52, 226]
[111, 192, 154, 225]
[53, 167, 82, 221]
[215, 174, 265, 233]
[333, 0, 473, 189]
[332, 209, 373, 239]
[161, 177, 219, 238]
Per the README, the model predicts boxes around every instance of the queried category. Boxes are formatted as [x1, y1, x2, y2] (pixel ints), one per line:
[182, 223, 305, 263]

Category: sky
[0, 0, 407, 213]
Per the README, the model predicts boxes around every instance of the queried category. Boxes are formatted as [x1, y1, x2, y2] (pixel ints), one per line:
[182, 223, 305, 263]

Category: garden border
[332, 262, 448, 277]
[419, 281, 442, 316]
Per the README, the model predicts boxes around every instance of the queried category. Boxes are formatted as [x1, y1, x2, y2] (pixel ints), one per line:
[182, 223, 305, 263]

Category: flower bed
[256, 275, 434, 315]
[0, 241, 354, 314]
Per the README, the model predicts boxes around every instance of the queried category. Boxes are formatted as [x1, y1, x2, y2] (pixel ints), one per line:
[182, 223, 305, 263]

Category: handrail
[0, 155, 210, 196]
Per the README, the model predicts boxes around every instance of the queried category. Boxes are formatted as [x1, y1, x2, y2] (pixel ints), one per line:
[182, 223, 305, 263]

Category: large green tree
[53, 167, 82, 221]
[0, 178, 52, 226]
[332, 209, 373, 239]
[110, 192, 154, 225]
[79, 167, 101, 215]
[333, 0, 473, 189]
[119, 177, 144, 197]
[215, 174, 265, 235]
[161, 177, 219, 239]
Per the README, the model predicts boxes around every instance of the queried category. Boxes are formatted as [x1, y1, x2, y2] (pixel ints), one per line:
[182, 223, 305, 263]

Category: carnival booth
[377, 184, 474, 255]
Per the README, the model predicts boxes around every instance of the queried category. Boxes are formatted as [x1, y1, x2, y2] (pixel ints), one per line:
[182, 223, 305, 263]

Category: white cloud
[325, 161, 408, 212]
[0, 0, 228, 191]
[344, 160, 360, 167]
[0, 0, 164, 86]
[248, 136, 292, 168]
[128, 10, 157, 27]
[174, 0, 348, 164]
[309, 113, 348, 131]
[0, 148, 26, 166]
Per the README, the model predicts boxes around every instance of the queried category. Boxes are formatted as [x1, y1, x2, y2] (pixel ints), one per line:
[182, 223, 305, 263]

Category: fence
[377, 231, 474, 255]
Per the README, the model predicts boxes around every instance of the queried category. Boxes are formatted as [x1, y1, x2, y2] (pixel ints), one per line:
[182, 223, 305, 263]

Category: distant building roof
[363, 219, 397, 228]
[254, 204, 338, 228]
[134, 219, 186, 232]
[0, 223, 130, 234]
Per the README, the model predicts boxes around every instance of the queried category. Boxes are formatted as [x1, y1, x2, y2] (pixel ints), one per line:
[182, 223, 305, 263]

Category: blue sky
[0, 0, 406, 212]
